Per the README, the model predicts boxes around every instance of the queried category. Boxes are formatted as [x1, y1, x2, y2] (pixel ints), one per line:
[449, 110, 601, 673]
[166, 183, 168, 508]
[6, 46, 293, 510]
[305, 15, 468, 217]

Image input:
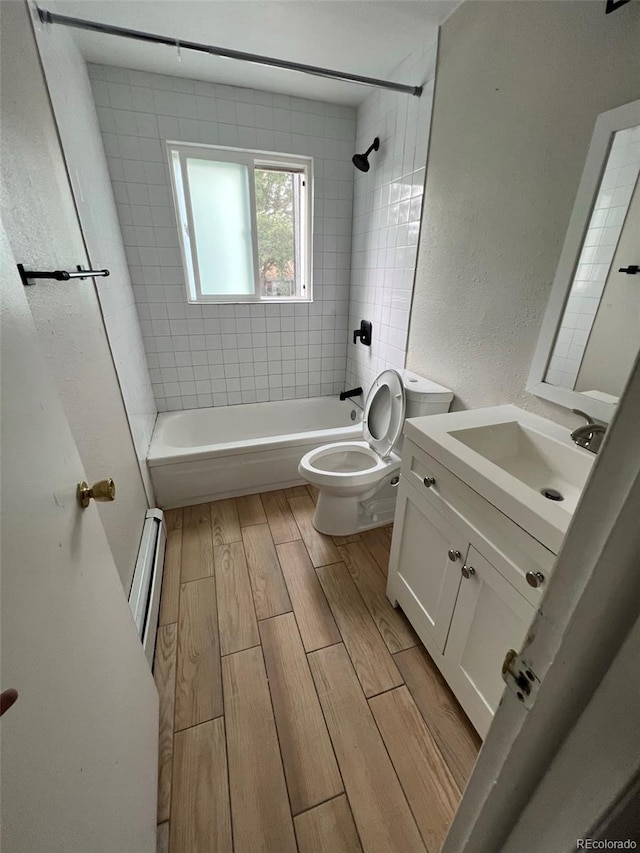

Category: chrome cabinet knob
[461, 565, 475, 579]
[526, 571, 545, 588]
[423, 476, 436, 488]
[448, 549, 461, 562]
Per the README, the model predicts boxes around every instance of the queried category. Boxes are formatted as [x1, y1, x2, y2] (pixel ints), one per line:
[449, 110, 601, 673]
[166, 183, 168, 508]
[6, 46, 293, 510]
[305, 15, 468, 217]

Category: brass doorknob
[77, 478, 116, 508]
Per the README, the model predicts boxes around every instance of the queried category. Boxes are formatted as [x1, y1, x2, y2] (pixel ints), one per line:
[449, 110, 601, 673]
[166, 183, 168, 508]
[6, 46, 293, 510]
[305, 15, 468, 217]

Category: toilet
[298, 369, 453, 535]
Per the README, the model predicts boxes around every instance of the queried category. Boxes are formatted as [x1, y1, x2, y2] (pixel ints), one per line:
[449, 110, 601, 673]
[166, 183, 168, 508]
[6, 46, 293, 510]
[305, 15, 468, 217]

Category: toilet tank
[391, 369, 453, 456]
[401, 369, 454, 417]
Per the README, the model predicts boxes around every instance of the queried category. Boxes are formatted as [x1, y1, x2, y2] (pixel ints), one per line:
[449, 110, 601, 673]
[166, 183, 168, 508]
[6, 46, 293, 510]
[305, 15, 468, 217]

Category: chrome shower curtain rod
[37, 8, 423, 97]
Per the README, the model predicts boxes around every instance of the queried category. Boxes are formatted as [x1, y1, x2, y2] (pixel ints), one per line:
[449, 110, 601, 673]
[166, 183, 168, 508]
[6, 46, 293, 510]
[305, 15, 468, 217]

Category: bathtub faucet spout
[339, 387, 363, 401]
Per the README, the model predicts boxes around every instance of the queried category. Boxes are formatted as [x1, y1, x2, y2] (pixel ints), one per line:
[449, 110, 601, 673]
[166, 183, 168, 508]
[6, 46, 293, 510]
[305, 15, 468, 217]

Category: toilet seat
[299, 370, 407, 487]
[363, 369, 406, 459]
[300, 440, 398, 489]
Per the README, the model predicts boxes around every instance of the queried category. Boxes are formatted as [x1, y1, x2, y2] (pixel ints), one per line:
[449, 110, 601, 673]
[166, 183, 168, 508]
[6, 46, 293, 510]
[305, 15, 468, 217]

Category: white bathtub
[147, 396, 363, 508]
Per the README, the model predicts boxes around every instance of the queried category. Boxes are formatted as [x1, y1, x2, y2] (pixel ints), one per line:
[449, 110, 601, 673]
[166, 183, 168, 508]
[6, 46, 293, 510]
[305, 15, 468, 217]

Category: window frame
[166, 141, 313, 305]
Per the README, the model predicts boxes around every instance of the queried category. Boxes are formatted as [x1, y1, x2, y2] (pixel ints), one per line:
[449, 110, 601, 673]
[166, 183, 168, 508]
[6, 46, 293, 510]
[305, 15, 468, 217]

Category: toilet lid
[363, 369, 406, 459]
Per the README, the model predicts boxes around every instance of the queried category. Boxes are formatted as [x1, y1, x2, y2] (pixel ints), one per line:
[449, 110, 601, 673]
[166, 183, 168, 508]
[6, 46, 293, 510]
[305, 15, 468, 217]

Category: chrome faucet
[570, 409, 607, 454]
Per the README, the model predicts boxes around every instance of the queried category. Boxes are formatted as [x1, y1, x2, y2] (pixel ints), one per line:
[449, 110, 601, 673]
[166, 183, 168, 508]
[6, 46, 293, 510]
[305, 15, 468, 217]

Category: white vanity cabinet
[387, 437, 555, 737]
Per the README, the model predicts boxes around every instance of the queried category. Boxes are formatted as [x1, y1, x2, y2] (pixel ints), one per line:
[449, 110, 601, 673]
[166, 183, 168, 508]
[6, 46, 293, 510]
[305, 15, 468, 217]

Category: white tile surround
[345, 39, 438, 400]
[90, 65, 356, 410]
[547, 125, 640, 389]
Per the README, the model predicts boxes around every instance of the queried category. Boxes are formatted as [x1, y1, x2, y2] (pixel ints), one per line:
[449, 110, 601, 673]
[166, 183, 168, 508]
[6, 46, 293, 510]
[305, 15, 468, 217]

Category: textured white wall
[90, 65, 356, 410]
[33, 23, 158, 503]
[0, 3, 149, 592]
[346, 39, 438, 400]
[407, 0, 640, 427]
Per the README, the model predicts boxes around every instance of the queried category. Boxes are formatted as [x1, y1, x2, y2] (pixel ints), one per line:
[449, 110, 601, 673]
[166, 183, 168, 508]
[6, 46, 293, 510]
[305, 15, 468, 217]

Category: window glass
[186, 157, 255, 296]
[167, 143, 312, 303]
[255, 168, 299, 298]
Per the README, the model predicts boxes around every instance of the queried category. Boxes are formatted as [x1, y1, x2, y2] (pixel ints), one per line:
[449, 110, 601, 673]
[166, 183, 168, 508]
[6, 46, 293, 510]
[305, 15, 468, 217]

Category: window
[167, 142, 312, 303]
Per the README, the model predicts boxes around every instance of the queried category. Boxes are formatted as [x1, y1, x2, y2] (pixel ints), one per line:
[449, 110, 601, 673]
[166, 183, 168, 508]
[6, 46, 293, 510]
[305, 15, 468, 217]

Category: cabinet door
[388, 483, 466, 653]
[444, 546, 535, 738]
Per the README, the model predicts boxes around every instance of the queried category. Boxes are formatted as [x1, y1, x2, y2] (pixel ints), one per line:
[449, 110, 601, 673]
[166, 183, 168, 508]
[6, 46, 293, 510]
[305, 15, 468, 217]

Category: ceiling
[44, 0, 460, 104]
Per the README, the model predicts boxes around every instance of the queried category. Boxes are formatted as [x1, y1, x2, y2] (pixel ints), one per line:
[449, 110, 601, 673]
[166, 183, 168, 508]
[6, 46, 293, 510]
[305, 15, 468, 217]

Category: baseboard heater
[129, 509, 166, 667]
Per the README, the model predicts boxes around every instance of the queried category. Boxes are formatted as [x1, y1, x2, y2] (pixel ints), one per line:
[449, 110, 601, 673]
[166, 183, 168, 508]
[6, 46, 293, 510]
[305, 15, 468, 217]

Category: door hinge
[502, 649, 541, 710]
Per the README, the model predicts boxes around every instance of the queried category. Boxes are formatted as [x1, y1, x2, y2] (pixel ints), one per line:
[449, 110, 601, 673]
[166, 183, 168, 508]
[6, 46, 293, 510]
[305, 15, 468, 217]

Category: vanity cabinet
[388, 438, 554, 737]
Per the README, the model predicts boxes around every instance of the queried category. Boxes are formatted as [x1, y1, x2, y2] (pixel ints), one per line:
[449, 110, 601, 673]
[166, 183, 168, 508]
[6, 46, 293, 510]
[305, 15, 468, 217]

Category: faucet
[340, 387, 362, 401]
[570, 409, 607, 454]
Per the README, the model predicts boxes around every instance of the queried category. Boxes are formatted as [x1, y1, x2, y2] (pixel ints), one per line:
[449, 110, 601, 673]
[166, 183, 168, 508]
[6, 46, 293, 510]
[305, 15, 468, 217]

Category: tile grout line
[366, 684, 455, 852]
[220, 642, 262, 658]
[311, 560, 406, 698]
[253, 508, 342, 843]
[170, 528, 187, 835]
[390, 648, 466, 798]
[172, 712, 225, 735]
[305, 641, 368, 853]
[358, 533, 391, 580]
[227, 519, 296, 847]
[338, 540, 416, 658]
[291, 790, 346, 820]
[306, 551, 420, 850]
[207, 515, 235, 853]
[255, 622, 300, 847]
[269, 561, 347, 816]
[260, 500, 353, 838]
[211, 521, 236, 853]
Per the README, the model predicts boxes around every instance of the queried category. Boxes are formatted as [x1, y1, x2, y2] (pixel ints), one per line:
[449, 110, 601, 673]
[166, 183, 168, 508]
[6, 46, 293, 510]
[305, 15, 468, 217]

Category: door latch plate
[502, 649, 540, 709]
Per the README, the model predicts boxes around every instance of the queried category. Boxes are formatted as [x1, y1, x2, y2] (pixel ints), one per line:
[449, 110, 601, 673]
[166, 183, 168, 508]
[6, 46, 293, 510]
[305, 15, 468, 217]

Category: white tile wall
[547, 125, 640, 389]
[345, 39, 438, 399]
[90, 65, 356, 410]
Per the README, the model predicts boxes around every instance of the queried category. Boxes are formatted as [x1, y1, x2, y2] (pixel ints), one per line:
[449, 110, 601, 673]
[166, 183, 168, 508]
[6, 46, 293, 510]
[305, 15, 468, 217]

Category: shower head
[352, 137, 380, 172]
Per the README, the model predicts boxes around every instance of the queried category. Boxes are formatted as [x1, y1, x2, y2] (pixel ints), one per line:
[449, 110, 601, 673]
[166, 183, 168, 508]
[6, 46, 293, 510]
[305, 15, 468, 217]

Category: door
[1, 0, 150, 593]
[0, 228, 158, 852]
[388, 481, 465, 652]
[443, 546, 535, 738]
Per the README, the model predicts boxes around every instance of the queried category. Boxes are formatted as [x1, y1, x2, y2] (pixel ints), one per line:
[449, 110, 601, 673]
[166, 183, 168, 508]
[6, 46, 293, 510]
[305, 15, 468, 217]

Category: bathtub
[147, 396, 363, 508]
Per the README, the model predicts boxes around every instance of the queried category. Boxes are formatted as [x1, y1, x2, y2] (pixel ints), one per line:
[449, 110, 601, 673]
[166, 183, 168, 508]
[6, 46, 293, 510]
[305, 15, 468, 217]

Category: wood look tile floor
[155, 487, 482, 853]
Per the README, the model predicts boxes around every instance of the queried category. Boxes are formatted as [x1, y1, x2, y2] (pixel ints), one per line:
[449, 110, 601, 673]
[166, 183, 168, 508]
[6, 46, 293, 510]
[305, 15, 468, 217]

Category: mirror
[528, 100, 640, 422]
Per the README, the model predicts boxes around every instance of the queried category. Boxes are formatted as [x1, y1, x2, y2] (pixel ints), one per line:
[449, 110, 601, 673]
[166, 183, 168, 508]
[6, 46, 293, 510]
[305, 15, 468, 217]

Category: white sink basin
[449, 421, 592, 514]
[404, 405, 596, 554]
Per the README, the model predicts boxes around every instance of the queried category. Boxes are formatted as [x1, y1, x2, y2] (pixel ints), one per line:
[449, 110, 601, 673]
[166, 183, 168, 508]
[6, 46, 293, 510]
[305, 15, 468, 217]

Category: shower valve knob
[353, 320, 372, 347]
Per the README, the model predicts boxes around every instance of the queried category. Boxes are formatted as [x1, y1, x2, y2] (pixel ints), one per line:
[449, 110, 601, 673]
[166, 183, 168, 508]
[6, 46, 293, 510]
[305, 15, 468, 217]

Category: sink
[449, 421, 592, 514]
[404, 405, 596, 554]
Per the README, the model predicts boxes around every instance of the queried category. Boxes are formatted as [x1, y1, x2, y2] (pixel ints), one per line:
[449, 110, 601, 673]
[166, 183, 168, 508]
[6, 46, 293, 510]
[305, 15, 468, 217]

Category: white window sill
[186, 297, 314, 305]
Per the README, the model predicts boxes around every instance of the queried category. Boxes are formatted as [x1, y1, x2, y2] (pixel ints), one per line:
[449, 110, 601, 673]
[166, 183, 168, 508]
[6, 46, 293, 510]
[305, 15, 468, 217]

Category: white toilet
[298, 369, 453, 535]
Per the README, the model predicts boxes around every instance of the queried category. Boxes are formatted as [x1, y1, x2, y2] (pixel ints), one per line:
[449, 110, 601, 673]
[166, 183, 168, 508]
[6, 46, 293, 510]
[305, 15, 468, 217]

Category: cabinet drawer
[401, 440, 555, 607]
[405, 445, 462, 518]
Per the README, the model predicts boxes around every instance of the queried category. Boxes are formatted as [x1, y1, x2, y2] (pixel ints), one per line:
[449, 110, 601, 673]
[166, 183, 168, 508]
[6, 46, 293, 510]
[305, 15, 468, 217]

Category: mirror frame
[527, 98, 640, 423]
